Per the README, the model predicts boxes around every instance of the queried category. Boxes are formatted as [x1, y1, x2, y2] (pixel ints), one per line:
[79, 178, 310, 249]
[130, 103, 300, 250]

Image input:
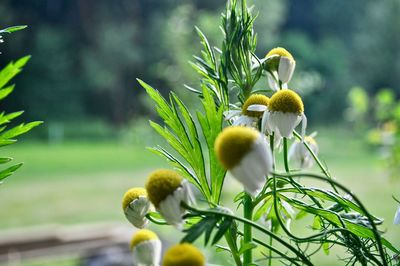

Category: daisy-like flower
[215, 126, 273, 196]
[262, 89, 307, 139]
[162, 243, 205, 266]
[122, 187, 152, 228]
[288, 133, 318, 169]
[145, 169, 193, 228]
[265, 47, 296, 87]
[130, 229, 162, 266]
[225, 94, 270, 127]
[394, 206, 400, 225]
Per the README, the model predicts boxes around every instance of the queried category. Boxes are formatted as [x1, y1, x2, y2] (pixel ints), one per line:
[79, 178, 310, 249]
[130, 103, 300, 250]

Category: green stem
[277, 172, 388, 266]
[224, 229, 242, 266]
[268, 224, 273, 266]
[182, 202, 313, 266]
[283, 137, 290, 173]
[241, 0, 247, 21]
[243, 193, 253, 265]
[270, 133, 275, 170]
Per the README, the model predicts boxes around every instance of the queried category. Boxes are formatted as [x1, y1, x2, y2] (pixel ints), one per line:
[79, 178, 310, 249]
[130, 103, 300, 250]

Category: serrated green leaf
[204, 217, 218, 246]
[0, 25, 27, 34]
[0, 85, 15, 101]
[0, 111, 24, 126]
[322, 242, 330, 255]
[0, 139, 16, 147]
[1, 121, 43, 139]
[0, 157, 12, 164]
[0, 163, 23, 181]
[182, 217, 210, 244]
[253, 196, 272, 221]
[212, 218, 232, 245]
[312, 216, 322, 230]
[0, 56, 30, 90]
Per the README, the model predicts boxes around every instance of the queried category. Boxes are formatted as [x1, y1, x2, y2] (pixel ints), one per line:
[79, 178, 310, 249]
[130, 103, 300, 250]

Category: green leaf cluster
[0, 55, 42, 183]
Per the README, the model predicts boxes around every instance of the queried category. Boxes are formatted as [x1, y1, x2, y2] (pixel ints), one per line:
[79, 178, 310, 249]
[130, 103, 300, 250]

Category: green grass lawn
[0, 126, 399, 265]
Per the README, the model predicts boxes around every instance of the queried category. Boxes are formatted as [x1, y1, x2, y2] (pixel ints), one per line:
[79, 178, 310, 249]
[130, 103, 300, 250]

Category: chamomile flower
[215, 126, 273, 196]
[145, 169, 193, 228]
[122, 187, 152, 228]
[225, 94, 270, 127]
[262, 89, 307, 139]
[162, 243, 205, 266]
[265, 47, 296, 86]
[130, 229, 162, 266]
[394, 206, 400, 225]
[288, 133, 318, 169]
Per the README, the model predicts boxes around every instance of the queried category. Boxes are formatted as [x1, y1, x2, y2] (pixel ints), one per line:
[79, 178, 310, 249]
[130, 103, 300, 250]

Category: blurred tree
[0, 0, 399, 129]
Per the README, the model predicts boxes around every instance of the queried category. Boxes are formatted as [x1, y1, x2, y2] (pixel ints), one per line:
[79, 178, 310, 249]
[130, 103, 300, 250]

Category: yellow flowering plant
[126, 0, 399, 265]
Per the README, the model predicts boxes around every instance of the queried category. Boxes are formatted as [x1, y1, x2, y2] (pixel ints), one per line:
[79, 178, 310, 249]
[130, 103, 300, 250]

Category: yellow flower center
[215, 126, 259, 169]
[145, 169, 183, 207]
[268, 90, 304, 114]
[162, 243, 205, 266]
[130, 229, 159, 249]
[122, 187, 147, 210]
[266, 47, 294, 61]
[242, 94, 270, 118]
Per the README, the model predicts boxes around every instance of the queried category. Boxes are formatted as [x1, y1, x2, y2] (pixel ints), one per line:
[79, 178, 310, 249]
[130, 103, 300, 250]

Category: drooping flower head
[130, 229, 162, 266]
[265, 47, 296, 87]
[122, 187, 152, 228]
[242, 94, 270, 118]
[215, 126, 273, 196]
[162, 243, 205, 266]
[145, 169, 193, 228]
[289, 133, 318, 169]
[262, 89, 307, 139]
[225, 94, 270, 127]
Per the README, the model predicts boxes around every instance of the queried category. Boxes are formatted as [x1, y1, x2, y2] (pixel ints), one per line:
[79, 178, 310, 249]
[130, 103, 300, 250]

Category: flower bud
[265, 47, 296, 85]
[145, 169, 193, 228]
[122, 187, 152, 228]
[262, 89, 307, 139]
[162, 243, 205, 266]
[130, 229, 162, 266]
[215, 126, 272, 196]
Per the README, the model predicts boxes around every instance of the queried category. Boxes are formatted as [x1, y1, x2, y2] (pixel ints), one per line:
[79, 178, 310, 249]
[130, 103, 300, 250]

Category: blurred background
[0, 0, 399, 265]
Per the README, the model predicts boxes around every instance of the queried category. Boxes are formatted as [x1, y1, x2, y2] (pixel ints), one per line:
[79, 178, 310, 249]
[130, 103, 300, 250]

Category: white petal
[394, 206, 400, 225]
[268, 111, 301, 138]
[230, 135, 272, 196]
[247, 104, 267, 112]
[278, 57, 295, 83]
[267, 72, 279, 91]
[300, 113, 307, 141]
[133, 239, 162, 266]
[233, 115, 257, 127]
[261, 111, 270, 134]
[125, 196, 152, 228]
[224, 110, 241, 120]
[289, 138, 318, 169]
[157, 181, 193, 229]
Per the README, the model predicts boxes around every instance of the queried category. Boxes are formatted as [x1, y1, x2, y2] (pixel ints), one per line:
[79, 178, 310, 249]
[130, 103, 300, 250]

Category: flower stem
[243, 193, 253, 265]
[270, 133, 276, 170]
[283, 137, 290, 173]
[268, 224, 273, 266]
[224, 229, 242, 266]
[182, 202, 313, 265]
